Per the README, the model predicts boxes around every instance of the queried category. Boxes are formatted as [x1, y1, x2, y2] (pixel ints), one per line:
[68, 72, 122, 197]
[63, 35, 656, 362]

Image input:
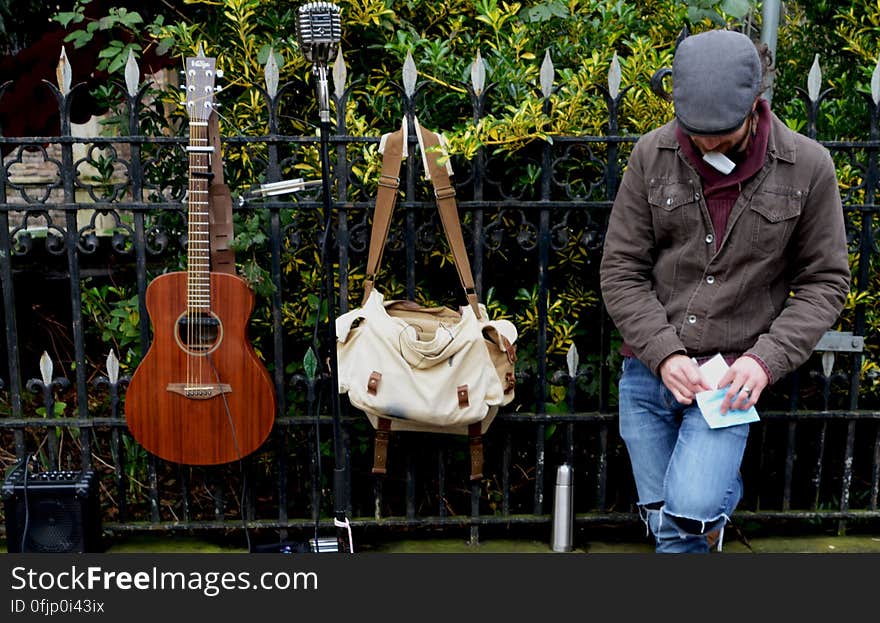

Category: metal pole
[760, 0, 781, 107]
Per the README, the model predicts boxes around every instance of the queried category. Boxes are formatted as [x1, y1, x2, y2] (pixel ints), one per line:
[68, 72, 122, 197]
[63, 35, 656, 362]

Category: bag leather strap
[371, 418, 484, 481]
[363, 126, 405, 303]
[372, 417, 392, 475]
[468, 422, 483, 481]
[207, 111, 236, 274]
[363, 123, 481, 318]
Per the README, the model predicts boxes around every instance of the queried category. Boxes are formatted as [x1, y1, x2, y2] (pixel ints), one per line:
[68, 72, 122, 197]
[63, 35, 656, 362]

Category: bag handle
[363, 122, 481, 318]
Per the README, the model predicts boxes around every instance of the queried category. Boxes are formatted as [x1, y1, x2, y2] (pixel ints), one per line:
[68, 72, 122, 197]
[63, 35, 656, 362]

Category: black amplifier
[3, 466, 102, 553]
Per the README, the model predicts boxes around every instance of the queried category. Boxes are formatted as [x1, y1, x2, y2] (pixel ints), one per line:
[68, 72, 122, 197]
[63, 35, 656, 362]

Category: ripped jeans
[618, 357, 749, 553]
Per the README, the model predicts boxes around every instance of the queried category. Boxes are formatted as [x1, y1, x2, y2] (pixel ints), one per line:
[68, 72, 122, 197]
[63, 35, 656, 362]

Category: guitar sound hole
[176, 312, 222, 354]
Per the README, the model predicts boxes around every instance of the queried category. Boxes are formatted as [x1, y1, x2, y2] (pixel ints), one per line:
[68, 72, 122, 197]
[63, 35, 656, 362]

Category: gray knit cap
[673, 30, 762, 135]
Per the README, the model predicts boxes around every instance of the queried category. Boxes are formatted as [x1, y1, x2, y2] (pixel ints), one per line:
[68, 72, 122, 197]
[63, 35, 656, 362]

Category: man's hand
[717, 356, 769, 414]
[659, 354, 711, 404]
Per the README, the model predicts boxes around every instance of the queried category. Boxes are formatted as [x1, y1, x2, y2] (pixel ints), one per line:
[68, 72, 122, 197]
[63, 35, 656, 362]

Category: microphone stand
[312, 59, 350, 551]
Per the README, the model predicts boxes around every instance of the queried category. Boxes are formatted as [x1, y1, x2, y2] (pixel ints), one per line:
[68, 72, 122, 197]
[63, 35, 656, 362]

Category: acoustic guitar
[125, 51, 275, 465]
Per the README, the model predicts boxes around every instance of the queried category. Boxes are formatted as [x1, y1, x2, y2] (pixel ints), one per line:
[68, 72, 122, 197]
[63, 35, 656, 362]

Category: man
[599, 29, 851, 553]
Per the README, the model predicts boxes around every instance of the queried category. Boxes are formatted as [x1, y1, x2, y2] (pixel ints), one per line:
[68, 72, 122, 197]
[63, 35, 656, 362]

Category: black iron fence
[1, 50, 878, 546]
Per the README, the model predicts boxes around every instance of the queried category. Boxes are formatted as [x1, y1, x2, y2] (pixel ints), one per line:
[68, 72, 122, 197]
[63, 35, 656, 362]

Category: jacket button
[687, 314, 697, 324]
[706, 275, 715, 284]
[666, 197, 672, 205]
[705, 234, 714, 244]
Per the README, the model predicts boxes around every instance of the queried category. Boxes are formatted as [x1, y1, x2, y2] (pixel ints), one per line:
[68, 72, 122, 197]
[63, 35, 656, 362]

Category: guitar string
[188, 120, 211, 390]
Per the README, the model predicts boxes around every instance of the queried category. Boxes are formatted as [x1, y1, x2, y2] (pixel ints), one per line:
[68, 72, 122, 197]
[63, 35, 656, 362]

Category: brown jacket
[599, 112, 851, 383]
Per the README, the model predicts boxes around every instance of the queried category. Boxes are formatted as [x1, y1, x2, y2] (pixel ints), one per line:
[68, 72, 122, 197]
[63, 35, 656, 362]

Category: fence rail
[1, 50, 878, 545]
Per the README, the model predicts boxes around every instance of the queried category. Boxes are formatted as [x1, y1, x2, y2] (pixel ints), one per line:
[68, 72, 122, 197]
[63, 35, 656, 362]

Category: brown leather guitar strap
[207, 110, 236, 274]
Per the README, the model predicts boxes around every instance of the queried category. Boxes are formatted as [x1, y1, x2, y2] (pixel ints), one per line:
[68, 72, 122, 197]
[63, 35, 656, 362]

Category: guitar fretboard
[188, 120, 211, 312]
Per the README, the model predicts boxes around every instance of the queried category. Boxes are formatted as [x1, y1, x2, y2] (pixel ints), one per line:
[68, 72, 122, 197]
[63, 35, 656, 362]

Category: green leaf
[118, 10, 144, 28]
[64, 31, 92, 48]
[155, 38, 173, 56]
[720, 0, 752, 19]
[55, 12, 84, 28]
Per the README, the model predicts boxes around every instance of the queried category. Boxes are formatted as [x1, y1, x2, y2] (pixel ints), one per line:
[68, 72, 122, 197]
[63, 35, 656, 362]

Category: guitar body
[125, 271, 275, 465]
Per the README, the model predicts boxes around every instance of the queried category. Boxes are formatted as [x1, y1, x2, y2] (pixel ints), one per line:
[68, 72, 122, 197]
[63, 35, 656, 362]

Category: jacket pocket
[748, 186, 803, 254]
[648, 181, 700, 241]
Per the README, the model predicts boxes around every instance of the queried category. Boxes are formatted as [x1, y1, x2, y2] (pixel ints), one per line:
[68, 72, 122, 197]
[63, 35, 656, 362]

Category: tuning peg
[214, 85, 223, 92]
[216, 69, 224, 78]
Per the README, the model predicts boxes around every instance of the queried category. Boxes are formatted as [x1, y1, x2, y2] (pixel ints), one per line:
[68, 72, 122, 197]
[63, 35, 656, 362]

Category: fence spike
[872, 55, 880, 107]
[125, 49, 140, 97]
[403, 51, 417, 98]
[608, 52, 621, 100]
[807, 53, 822, 103]
[333, 47, 347, 99]
[540, 49, 554, 99]
[57, 46, 72, 96]
[264, 48, 279, 99]
[822, 351, 835, 378]
[304, 347, 318, 381]
[471, 50, 486, 97]
[107, 350, 120, 385]
[39, 351, 53, 385]
[566, 343, 579, 378]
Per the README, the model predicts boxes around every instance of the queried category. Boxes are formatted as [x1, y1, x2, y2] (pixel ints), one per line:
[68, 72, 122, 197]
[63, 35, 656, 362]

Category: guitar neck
[187, 120, 212, 312]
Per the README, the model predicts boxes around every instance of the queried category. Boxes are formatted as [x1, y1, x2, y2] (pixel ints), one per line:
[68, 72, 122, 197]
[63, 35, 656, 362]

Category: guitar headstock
[184, 47, 219, 121]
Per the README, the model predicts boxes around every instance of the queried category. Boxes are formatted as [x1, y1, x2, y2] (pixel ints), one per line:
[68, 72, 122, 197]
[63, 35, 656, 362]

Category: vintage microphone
[296, 2, 352, 553]
[296, 1, 342, 123]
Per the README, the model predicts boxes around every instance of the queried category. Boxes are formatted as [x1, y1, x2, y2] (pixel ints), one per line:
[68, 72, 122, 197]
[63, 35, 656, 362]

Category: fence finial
[872, 55, 880, 107]
[540, 50, 554, 99]
[403, 51, 417, 97]
[333, 47, 347, 99]
[566, 343, 579, 378]
[107, 350, 120, 385]
[807, 53, 822, 103]
[265, 47, 279, 99]
[125, 49, 140, 97]
[57, 46, 72, 96]
[608, 52, 621, 100]
[471, 50, 486, 96]
[39, 351, 54, 386]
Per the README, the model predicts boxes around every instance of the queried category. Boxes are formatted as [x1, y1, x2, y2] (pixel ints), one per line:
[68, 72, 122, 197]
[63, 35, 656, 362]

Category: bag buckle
[367, 371, 382, 395]
[378, 174, 399, 189]
[457, 384, 469, 408]
[434, 185, 456, 200]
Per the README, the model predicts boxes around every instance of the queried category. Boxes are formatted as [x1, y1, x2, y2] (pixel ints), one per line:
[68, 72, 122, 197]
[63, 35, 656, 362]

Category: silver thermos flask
[551, 463, 574, 552]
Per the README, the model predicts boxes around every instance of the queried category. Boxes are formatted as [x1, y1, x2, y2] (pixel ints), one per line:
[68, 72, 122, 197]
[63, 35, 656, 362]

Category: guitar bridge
[166, 383, 232, 399]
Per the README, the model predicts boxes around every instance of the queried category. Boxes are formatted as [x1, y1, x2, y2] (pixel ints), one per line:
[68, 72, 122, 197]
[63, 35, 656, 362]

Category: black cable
[307, 197, 335, 553]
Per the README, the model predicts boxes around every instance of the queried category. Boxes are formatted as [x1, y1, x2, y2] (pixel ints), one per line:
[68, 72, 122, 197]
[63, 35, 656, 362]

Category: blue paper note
[696, 388, 760, 429]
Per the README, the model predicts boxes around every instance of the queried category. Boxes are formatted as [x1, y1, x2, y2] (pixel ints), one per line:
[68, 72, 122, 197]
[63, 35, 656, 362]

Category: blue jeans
[618, 357, 750, 553]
